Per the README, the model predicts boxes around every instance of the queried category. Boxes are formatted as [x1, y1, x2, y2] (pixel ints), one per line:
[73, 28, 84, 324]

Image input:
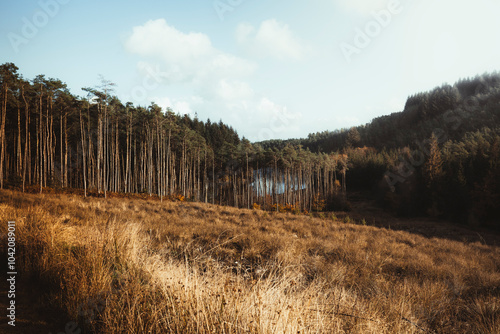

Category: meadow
[0, 189, 499, 333]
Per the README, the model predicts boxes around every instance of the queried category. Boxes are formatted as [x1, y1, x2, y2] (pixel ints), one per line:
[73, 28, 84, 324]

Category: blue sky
[1, 0, 500, 141]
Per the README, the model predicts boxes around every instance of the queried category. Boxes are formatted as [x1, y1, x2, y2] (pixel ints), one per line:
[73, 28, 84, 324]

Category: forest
[261, 73, 500, 227]
[0, 62, 499, 228]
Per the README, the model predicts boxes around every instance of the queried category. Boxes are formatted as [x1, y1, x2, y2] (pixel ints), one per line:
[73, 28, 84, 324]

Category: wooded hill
[260, 73, 500, 227]
[0, 63, 498, 227]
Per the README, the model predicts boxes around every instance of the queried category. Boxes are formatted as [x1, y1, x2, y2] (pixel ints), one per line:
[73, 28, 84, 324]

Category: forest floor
[346, 191, 499, 246]
[0, 189, 499, 333]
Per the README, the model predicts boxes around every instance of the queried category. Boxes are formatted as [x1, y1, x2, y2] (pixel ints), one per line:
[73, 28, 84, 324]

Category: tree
[346, 127, 361, 148]
[423, 133, 443, 188]
[0, 63, 19, 188]
[422, 133, 443, 216]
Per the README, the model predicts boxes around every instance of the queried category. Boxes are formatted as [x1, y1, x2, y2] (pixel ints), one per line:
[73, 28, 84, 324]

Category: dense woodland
[0, 63, 498, 227]
[0, 63, 347, 214]
[261, 73, 500, 227]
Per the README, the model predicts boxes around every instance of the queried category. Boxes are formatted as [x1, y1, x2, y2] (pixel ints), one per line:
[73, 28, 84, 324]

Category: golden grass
[0, 189, 499, 333]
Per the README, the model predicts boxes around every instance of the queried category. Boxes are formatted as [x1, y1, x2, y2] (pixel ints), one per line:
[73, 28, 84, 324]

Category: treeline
[0, 63, 348, 212]
[1, 63, 498, 226]
[260, 73, 500, 227]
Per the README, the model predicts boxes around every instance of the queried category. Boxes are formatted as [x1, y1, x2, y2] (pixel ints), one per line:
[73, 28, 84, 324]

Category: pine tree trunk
[22, 86, 29, 192]
[64, 114, 68, 187]
[80, 107, 87, 197]
[0, 84, 7, 189]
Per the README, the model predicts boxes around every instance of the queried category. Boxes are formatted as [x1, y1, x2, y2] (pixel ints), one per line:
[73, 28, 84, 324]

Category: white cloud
[215, 79, 254, 101]
[152, 96, 173, 111]
[124, 19, 301, 140]
[174, 101, 193, 116]
[258, 97, 284, 114]
[236, 19, 306, 60]
[125, 19, 212, 61]
[235, 23, 255, 44]
[173, 94, 301, 141]
[125, 19, 256, 85]
[152, 96, 196, 116]
[251, 98, 302, 141]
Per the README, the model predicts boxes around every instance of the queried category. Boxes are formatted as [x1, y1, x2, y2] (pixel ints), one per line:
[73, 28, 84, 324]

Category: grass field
[0, 189, 499, 333]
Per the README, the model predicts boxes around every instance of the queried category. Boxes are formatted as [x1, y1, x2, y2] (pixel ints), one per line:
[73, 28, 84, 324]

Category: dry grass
[0, 189, 499, 333]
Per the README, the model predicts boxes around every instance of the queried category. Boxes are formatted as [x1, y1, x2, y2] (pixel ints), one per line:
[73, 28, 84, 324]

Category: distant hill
[259, 73, 500, 153]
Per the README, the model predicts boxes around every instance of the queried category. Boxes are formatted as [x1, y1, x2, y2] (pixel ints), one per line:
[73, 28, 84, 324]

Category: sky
[1, 0, 500, 142]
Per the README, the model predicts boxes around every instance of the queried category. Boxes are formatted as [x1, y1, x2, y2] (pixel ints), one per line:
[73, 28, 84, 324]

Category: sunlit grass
[0, 189, 498, 333]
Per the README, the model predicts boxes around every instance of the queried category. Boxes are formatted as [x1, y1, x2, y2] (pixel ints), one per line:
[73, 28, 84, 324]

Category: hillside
[260, 74, 500, 226]
[1, 190, 499, 333]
